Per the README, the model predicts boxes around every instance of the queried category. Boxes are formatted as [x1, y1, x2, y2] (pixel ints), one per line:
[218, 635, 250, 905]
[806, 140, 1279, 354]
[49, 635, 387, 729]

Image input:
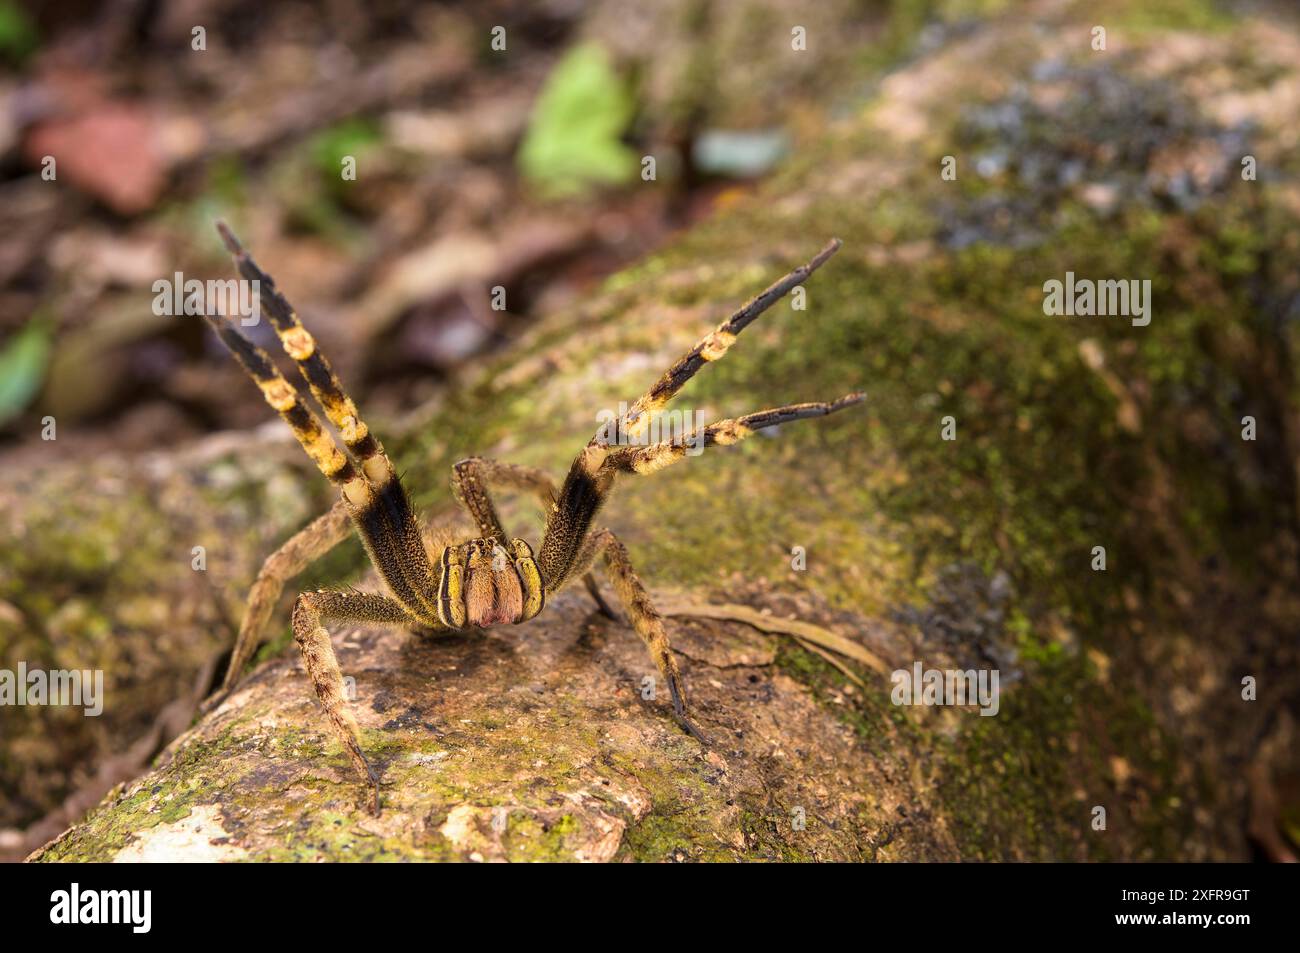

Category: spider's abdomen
[437, 538, 545, 629]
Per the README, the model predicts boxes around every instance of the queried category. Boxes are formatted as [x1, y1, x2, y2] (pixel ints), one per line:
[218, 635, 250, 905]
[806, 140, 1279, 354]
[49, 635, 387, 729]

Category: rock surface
[35, 574, 950, 862]
[21, 0, 1300, 861]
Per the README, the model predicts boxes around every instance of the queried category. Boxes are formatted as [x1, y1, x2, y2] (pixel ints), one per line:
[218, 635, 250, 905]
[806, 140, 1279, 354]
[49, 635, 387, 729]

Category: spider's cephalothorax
[202, 222, 862, 814]
[437, 537, 545, 628]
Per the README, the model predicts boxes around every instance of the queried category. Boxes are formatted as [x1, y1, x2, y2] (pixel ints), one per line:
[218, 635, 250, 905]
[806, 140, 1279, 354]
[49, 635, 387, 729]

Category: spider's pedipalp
[608, 238, 842, 443]
[511, 538, 547, 622]
[450, 456, 547, 546]
[603, 391, 866, 475]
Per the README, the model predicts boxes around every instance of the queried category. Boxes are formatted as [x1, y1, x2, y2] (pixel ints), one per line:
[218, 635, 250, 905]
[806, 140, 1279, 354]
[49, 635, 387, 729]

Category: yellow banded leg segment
[610, 238, 843, 442]
[216, 222, 389, 476]
[203, 311, 359, 487]
[258, 376, 354, 481]
[211, 225, 445, 641]
[603, 393, 866, 477]
[279, 320, 388, 476]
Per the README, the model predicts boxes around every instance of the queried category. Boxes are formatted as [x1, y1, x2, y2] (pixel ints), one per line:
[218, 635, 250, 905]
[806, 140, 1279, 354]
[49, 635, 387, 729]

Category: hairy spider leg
[531, 240, 864, 743]
[538, 238, 853, 590]
[563, 528, 707, 742]
[610, 237, 842, 445]
[203, 228, 865, 812]
[291, 590, 413, 815]
[207, 225, 464, 812]
[216, 223, 386, 476]
[213, 223, 443, 626]
[203, 499, 352, 712]
[602, 394, 865, 476]
[202, 309, 359, 485]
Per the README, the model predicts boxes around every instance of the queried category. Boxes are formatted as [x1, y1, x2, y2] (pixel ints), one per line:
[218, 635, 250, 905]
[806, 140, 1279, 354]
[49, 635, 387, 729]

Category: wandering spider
[202, 223, 863, 814]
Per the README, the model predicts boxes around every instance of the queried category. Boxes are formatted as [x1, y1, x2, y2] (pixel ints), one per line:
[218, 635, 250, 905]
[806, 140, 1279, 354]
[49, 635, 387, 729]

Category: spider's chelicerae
[204, 223, 862, 814]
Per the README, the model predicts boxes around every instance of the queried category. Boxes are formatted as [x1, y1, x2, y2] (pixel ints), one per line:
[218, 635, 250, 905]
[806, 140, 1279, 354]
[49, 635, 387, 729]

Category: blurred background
[3, 0, 1299, 861]
[0, 0, 905, 451]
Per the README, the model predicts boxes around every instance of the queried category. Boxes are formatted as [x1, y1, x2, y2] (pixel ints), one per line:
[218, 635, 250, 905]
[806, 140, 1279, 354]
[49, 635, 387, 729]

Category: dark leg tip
[365, 768, 381, 816]
[594, 593, 619, 621]
[214, 220, 243, 255]
[676, 713, 711, 747]
[666, 673, 709, 745]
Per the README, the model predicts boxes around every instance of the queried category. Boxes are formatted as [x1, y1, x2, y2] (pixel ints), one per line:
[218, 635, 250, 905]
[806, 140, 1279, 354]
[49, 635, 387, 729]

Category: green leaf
[306, 118, 382, 177]
[0, 317, 52, 426]
[0, 0, 38, 65]
[518, 43, 638, 197]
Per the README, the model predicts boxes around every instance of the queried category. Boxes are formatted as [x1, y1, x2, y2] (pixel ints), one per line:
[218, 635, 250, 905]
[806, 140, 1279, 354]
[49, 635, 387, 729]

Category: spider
[202, 222, 863, 814]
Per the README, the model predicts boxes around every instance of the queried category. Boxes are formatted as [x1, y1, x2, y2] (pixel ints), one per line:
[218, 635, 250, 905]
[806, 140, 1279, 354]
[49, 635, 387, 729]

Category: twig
[657, 599, 888, 675]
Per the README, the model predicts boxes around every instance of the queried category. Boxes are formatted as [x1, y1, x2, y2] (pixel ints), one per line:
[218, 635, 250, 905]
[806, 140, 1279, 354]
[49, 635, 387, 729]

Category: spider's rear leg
[565, 529, 708, 744]
[450, 456, 617, 618]
[291, 589, 414, 815]
[202, 499, 353, 714]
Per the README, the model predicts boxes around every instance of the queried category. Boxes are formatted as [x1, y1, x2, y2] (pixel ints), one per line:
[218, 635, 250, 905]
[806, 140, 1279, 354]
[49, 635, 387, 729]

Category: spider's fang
[437, 546, 468, 628]
[511, 539, 547, 622]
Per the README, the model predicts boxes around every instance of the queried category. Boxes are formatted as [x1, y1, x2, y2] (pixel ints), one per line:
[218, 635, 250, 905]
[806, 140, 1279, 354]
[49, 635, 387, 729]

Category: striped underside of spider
[203, 223, 863, 814]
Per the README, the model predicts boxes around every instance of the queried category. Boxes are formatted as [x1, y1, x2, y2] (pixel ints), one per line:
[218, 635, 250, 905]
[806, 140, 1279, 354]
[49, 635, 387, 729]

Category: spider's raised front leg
[609, 237, 845, 443]
[451, 456, 616, 617]
[203, 499, 353, 713]
[211, 222, 443, 621]
[560, 528, 707, 742]
[601, 394, 864, 476]
[205, 223, 453, 814]
[291, 589, 414, 815]
[536, 239, 865, 742]
[537, 238, 862, 589]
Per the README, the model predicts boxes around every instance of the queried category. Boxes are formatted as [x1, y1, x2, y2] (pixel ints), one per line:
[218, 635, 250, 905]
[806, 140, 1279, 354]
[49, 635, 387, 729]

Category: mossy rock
[24, 1, 1300, 860]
